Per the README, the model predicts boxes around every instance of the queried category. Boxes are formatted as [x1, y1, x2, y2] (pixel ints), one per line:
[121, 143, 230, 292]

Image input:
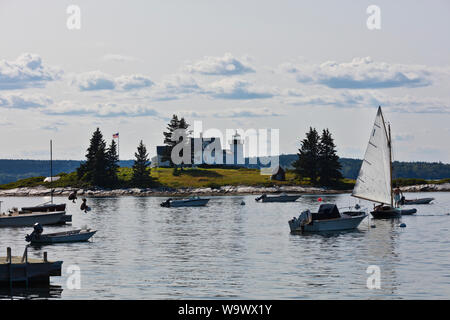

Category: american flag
[113, 133, 119, 138]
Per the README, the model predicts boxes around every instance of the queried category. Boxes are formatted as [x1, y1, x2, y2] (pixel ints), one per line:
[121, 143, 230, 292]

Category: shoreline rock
[0, 185, 348, 197]
[0, 183, 448, 198]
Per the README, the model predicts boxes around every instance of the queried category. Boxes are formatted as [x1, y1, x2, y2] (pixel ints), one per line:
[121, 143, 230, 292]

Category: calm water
[0, 192, 449, 299]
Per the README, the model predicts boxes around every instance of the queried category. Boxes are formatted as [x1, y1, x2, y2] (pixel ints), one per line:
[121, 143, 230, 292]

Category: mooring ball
[399, 223, 406, 228]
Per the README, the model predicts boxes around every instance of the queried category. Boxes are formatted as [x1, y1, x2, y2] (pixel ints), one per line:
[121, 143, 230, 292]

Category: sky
[0, 0, 449, 162]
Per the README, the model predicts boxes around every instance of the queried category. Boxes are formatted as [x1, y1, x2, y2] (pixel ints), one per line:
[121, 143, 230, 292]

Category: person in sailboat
[393, 186, 404, 208]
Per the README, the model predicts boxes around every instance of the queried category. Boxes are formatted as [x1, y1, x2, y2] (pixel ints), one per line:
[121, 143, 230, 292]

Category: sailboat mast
[388, 124, 393, 207]
[50, 139, 53, 204]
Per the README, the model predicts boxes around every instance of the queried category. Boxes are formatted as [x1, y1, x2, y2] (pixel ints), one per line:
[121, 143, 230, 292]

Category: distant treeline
[0, 157, 449, 185]
[0, 160, 133, 184]
[247, 155, 450, 180]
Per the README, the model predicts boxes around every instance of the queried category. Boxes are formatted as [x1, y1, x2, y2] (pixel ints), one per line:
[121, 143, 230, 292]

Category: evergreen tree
[318, 129, 342, 186]
[77, 128, 109, 186]
[105, 139, 119, 186]
[162, 114, 190, 166]
[132, 140, 154, 187]
[293, 127, 320, 183]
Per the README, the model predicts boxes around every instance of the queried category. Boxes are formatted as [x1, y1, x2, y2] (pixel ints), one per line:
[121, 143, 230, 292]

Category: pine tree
[293, 127, 320, 184]
[162, 114, 190, 166]
[132, 140, 154, 187]
[77, 128, 109, 187]
[105, 139, 119, 186]
[318, 129, 342, 186]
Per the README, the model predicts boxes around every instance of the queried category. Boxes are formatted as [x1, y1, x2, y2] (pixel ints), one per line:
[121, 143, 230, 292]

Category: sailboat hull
[370, 206, 417, 219]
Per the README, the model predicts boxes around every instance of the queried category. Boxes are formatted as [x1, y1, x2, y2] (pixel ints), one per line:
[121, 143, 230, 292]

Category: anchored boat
[25, 224, 96, 244]
[160, 196, 209, 207]
[256, 193, 300, 203]
[289, 204, 367, 232]
[351, 107, 417, 219]
[402, 197, 434, 205]
[0, 210, 70, 228]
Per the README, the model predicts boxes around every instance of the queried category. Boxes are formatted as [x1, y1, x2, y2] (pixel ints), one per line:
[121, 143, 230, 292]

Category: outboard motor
[255, 194, 267, 201]
[160, 198, 172, 207]
[25, 223, 43, 242]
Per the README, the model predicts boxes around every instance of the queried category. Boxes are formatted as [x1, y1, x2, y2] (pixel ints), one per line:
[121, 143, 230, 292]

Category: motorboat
[160, 196, 209, 207]
[289, 204, 367, 232]
[25, 223, 96, 244]
[255, 193, 300, 203]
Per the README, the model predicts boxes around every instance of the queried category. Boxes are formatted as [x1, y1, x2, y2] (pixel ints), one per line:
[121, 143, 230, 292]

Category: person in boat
[68, 190, 78, 203]
[393, 186, 404, 208]
[80, 198, 89, 213]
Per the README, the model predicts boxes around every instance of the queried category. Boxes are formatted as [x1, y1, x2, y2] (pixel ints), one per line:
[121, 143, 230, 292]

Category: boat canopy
[312, 204, 341, 220]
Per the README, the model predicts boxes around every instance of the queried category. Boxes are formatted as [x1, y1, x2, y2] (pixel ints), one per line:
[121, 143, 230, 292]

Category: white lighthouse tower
[229, 130, 244, 165]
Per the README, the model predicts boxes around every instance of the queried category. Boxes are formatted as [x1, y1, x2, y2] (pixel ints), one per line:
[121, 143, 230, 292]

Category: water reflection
[0, 193, 448, 299]
[0, 285, 63, 300]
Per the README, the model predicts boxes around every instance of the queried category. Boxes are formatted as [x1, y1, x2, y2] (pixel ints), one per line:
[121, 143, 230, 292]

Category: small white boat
[0, 211, 70, 228]
[25, 224, 96, 244]
[402, 197, 434, 205]
[160, 196, 209, 207]
[289, 204, 367, 232]
[256, 193, 300, 203]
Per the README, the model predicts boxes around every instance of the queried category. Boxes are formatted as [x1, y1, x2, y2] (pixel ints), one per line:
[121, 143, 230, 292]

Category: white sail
[352, 107, 392, 205]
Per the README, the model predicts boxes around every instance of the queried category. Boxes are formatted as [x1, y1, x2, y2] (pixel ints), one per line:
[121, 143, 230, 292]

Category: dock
[0, 247, 62, 287]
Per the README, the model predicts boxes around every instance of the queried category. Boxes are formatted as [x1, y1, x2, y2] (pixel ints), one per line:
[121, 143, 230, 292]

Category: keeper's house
[151, 132, 244, 167]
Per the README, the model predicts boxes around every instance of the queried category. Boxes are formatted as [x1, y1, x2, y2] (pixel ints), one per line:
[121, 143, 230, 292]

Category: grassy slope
[1, 167, 447, 191]
[0, 167, 353, 190]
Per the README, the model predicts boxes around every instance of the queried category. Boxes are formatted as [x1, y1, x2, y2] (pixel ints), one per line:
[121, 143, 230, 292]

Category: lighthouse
[229, 130, 244, 165]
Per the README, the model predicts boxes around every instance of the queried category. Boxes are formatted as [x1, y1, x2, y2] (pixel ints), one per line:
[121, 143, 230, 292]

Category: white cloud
[115, 74, 154, 90]
[102, 54, 137, 63]
[284, 57, 434, 89]
[185, 53, 255, 76]
[72, 71, 153, 91]
[44, 101, 160, 118]
[0, 53, 61, 90]
[206, 78, 275, 100]
[284, 89, 450, 113]
[213, 108, 283, 118]
[0, 92, 53, 109]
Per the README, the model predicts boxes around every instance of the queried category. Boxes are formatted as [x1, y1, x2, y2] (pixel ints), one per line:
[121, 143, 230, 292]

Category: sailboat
[352, 107, 417, 219]
[0, 140, 71, 227]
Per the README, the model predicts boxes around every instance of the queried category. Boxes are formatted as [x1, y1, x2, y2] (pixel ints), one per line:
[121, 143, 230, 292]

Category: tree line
[76, 128, 156, 188]
[293, 127, 342, 186]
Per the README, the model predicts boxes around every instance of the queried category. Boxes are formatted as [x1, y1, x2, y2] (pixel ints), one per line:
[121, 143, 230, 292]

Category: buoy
[318, 197, 322, 202]
[399, 223, 406, 228]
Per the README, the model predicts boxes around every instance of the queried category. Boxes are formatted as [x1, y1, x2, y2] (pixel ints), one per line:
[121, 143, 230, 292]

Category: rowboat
[289, 204, 367, 232]
[160, 196, 209, 207]
[0, 211, 70, 228]
[402, 197, 434, 205]
[26, 228, 97, 244]
[256, 193, 300, 203]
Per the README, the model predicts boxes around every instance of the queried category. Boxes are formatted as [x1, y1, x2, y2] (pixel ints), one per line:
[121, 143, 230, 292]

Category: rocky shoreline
[0, 183, 449, 197]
